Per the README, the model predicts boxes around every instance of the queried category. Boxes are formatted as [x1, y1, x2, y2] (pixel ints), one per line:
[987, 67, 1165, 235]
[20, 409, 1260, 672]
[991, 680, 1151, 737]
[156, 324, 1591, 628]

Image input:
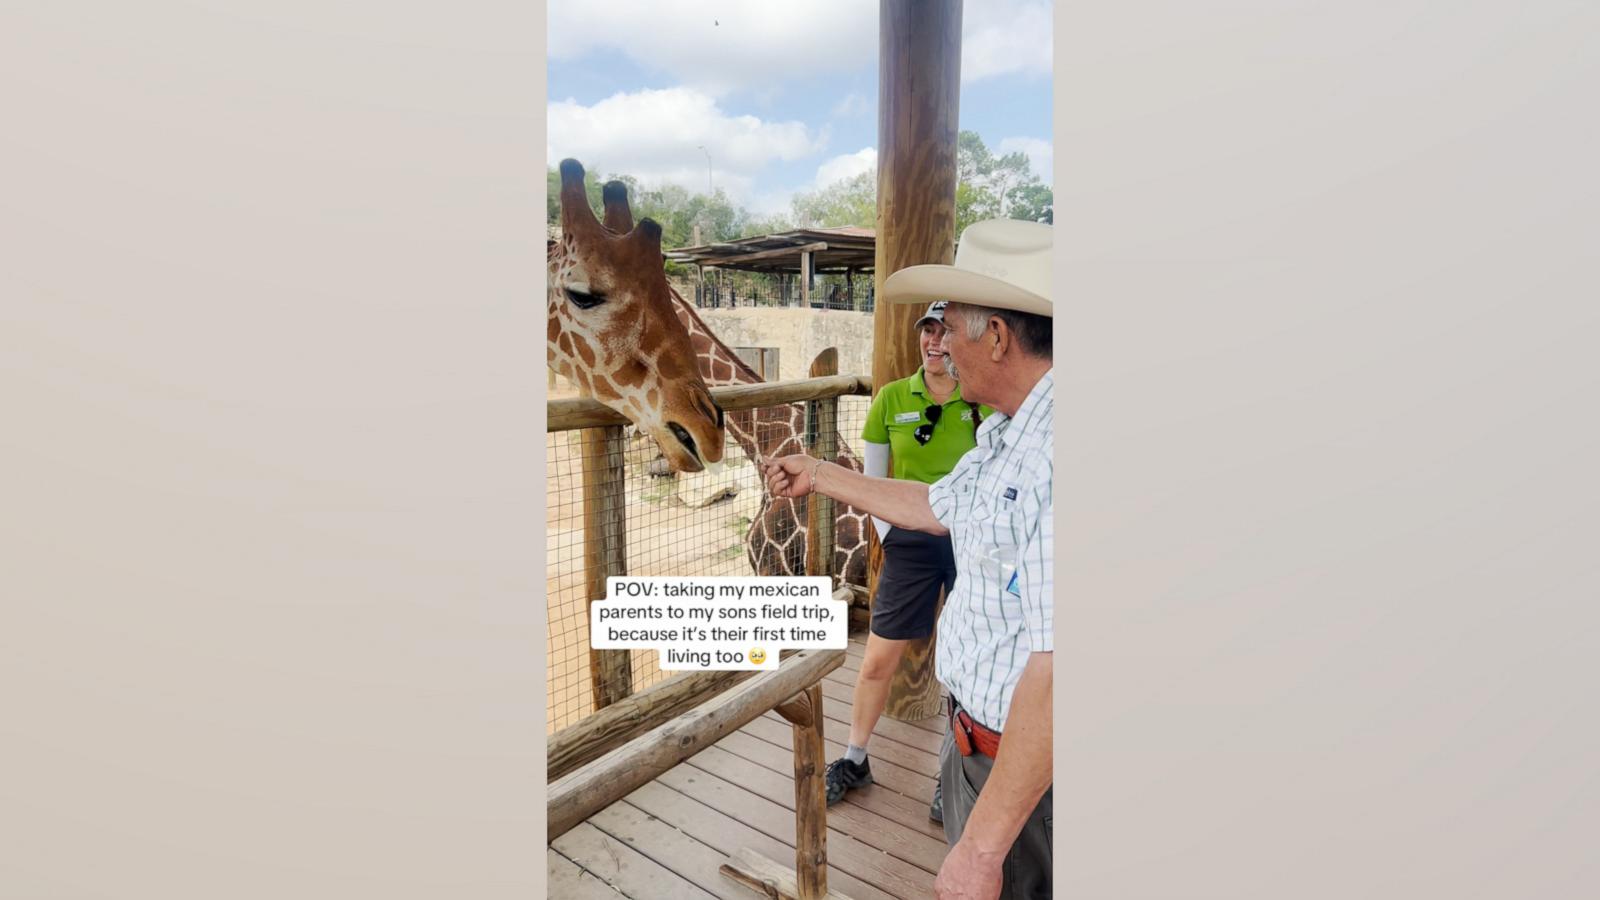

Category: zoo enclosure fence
[546, 374, 872, 733]
[671, 270, 875, 312]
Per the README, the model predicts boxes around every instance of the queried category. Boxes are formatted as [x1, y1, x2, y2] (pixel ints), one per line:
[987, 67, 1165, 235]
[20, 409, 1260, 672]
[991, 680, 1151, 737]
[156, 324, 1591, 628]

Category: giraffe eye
[565, 286, 606, 310]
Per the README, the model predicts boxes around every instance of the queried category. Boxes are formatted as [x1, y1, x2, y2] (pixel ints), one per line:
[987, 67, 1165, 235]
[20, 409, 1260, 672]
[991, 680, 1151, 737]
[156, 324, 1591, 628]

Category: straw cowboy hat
[882, 219, 1052, 317]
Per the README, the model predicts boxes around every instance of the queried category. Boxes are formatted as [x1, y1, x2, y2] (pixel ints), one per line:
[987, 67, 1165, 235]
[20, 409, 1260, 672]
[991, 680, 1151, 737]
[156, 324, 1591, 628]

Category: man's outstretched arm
[762, 454, 948, 535]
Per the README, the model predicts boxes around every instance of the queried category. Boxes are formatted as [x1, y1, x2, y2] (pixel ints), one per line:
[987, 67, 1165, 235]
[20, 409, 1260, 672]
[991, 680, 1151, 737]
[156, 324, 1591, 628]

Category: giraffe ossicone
[547, 158, 725, 473]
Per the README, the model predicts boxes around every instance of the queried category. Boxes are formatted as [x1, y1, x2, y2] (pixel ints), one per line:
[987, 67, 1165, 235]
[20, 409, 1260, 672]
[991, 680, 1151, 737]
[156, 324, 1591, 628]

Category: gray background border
[4, 1, 1598, 896]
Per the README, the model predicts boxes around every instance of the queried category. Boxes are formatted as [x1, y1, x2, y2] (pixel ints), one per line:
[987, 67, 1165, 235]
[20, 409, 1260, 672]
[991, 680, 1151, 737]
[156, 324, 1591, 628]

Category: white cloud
[831, 92, 871, 118]
[550, 1, 1048, 94]
[963, 0, 1053, 83]
[813, 148, 877, 188]
[548, 87, 825, 203]
[548, 1, 877, 95]
[745, 185, 805, 220]
[998, 137, 1053, 186]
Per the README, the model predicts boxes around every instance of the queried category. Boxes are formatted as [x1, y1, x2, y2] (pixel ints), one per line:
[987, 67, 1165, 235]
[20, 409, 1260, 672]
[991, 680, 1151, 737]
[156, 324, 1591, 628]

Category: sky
[547, 0, 1053, 219]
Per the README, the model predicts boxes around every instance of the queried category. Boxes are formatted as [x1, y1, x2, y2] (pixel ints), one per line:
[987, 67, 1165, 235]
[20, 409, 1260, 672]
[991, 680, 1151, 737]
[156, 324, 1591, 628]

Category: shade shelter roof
[665, 226, 876, 274]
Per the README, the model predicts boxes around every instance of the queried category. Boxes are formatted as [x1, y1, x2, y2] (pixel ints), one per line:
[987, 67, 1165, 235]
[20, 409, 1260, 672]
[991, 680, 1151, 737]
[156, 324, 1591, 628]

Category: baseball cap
[914, 301, 948, 329]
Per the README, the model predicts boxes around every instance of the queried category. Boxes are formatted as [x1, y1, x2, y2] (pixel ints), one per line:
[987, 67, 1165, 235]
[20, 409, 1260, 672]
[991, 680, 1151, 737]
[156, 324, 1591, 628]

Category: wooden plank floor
[549, 631, 950, 899]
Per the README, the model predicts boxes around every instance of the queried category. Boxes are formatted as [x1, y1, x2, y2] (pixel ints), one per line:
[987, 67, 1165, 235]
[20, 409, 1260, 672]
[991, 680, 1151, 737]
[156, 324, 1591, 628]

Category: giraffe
[666, 288, 871, 589]
[547, 158, 725, 474]
[548, 160, 869, 585]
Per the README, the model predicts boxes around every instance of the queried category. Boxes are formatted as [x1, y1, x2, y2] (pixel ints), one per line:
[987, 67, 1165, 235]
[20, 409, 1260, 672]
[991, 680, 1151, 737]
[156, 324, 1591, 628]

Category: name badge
[894, 411, 921, 424]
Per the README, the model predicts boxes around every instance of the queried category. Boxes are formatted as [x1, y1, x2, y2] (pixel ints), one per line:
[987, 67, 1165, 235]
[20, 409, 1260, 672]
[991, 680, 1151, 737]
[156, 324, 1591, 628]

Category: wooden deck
[549, 631, 950, 899]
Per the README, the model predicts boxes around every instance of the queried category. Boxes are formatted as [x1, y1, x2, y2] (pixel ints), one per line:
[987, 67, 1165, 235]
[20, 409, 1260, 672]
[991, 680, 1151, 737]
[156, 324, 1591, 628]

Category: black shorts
[870, 527, 958, 640]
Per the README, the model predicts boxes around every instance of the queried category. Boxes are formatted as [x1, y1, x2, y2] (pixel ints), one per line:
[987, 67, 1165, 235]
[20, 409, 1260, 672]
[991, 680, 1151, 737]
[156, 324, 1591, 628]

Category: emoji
[748, 647, 768, 665]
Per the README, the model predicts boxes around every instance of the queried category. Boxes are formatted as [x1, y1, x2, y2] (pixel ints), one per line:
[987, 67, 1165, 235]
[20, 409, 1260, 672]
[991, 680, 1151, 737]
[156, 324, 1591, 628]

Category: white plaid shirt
[928, 369, 1054, 731]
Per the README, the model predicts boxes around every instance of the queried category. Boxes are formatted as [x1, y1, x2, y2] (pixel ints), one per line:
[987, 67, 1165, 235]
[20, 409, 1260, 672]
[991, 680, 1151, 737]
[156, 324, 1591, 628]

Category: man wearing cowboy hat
[764, 219, 1054, 899]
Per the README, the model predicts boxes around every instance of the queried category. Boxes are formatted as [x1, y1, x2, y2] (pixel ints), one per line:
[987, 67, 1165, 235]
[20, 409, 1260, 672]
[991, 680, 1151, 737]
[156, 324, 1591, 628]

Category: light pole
[696, 145, 713, 195]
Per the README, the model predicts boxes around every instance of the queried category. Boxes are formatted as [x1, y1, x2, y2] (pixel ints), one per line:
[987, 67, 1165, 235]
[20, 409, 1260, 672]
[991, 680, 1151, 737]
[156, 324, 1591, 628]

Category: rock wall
[693, 307, 875, 381]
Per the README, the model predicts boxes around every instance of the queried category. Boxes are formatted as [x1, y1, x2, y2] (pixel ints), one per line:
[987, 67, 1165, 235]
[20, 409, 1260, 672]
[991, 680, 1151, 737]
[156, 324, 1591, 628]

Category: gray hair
[950, 303, 1053, 358]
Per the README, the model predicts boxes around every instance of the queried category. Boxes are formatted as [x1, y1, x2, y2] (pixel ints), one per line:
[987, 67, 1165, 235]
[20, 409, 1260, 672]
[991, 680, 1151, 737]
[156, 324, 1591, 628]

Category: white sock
[844, 743, 868, 765]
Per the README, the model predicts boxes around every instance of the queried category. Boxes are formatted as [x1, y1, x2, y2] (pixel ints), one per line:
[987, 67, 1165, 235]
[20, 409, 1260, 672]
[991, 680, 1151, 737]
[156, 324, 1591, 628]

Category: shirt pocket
[962, 492, 1028, 586]
[885, 420, 925, 459]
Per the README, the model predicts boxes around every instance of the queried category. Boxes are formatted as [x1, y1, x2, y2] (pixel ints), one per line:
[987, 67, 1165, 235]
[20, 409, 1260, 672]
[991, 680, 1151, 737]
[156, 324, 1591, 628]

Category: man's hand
[762, 454, 818, 498]
[934, 838, 1004, 900]
[763, 452, 947, 535]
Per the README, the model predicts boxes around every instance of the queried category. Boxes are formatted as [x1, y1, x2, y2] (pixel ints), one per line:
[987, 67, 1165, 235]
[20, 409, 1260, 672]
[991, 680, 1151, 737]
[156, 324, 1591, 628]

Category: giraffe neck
[668, 286, 804, 462]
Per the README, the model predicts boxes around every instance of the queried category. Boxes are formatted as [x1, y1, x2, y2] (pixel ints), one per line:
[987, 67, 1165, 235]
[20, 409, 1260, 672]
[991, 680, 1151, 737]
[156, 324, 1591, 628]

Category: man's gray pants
[939, 728, 1053, 899]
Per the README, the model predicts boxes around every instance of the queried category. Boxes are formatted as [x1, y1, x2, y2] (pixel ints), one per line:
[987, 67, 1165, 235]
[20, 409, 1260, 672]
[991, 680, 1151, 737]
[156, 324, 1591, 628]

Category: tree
[741, 213, 795, 238]
[1006, 181, 1054, 224]
[547, 166, 755, 248]
[545, 134, 1051, 254]
[631, 183, 749, 247]
[953, 130, 1053, 231]
[790, 170, 876, 229]
[955, 179, 999, 234]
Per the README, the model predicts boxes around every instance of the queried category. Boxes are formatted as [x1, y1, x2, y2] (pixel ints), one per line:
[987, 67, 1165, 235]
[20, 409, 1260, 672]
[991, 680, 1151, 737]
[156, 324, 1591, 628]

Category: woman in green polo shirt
[824, 301, 988, 822]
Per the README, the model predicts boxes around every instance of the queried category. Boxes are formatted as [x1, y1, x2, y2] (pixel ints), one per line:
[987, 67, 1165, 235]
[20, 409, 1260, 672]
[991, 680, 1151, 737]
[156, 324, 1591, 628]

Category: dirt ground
[545, 427, 766, 732]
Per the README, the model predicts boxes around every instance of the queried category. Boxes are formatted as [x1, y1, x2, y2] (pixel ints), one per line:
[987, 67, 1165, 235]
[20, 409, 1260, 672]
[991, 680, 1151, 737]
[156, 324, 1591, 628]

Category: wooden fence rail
[546, 646, 844, 841]
[548, 374, 871, 432]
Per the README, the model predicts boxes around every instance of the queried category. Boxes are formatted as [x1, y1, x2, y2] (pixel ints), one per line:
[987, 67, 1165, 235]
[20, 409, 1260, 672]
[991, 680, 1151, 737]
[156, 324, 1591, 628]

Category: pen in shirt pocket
[974, 545, 1021, 595]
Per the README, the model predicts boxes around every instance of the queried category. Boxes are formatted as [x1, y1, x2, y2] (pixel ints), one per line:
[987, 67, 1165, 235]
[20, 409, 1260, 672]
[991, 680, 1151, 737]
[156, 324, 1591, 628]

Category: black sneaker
[824, 756, 873, 805]
[929, 781, 944, 824]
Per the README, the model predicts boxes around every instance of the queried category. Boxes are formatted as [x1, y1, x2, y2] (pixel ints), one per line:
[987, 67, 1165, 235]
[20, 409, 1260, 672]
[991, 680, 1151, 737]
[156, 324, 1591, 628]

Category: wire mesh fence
[546, 388, 872, 734]
[670, 270, 874, 312]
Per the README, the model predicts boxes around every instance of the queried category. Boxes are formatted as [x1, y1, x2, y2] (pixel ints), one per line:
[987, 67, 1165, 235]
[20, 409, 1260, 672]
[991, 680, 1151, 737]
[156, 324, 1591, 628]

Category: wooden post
[874, 0, 961, 722]
[805, 350, 839, 580]
[801, 250, 812, 309]
[581, 424, 631, 710]
[778, 685, 828, 900]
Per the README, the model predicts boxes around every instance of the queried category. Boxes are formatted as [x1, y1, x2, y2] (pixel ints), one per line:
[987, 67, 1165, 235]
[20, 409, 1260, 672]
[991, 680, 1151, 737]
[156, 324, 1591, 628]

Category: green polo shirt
[862, 368, 991, 484]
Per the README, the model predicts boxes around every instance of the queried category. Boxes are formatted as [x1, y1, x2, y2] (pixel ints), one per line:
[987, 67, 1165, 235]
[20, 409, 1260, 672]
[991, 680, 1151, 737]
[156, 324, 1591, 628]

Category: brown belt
[949, 697, 1003, 758]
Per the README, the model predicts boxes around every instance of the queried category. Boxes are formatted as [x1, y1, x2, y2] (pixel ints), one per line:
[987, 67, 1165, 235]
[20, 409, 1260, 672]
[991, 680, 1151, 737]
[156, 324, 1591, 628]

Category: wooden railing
[546, 641, 849, 900]
[547, 375, 872, 899]
[547, 374, 871, 713]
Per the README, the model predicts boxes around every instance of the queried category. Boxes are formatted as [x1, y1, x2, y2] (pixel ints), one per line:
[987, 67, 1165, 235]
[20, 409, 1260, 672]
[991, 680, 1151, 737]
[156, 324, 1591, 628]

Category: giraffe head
[548, 159, 725, 473]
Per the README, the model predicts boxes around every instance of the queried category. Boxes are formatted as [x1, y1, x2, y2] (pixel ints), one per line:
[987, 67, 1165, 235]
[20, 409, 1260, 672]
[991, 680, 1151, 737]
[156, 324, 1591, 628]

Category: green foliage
[548, 132, 1052, 249]
[955, 130, 1053, 231]
[548, 166, 754, 249]
[1006, 181, 1054, 224]
[790, 170, 877, 229]
[740, 213, 796, 238]
[957, 130, 995, 184]
[955, 180, 1000, 234]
